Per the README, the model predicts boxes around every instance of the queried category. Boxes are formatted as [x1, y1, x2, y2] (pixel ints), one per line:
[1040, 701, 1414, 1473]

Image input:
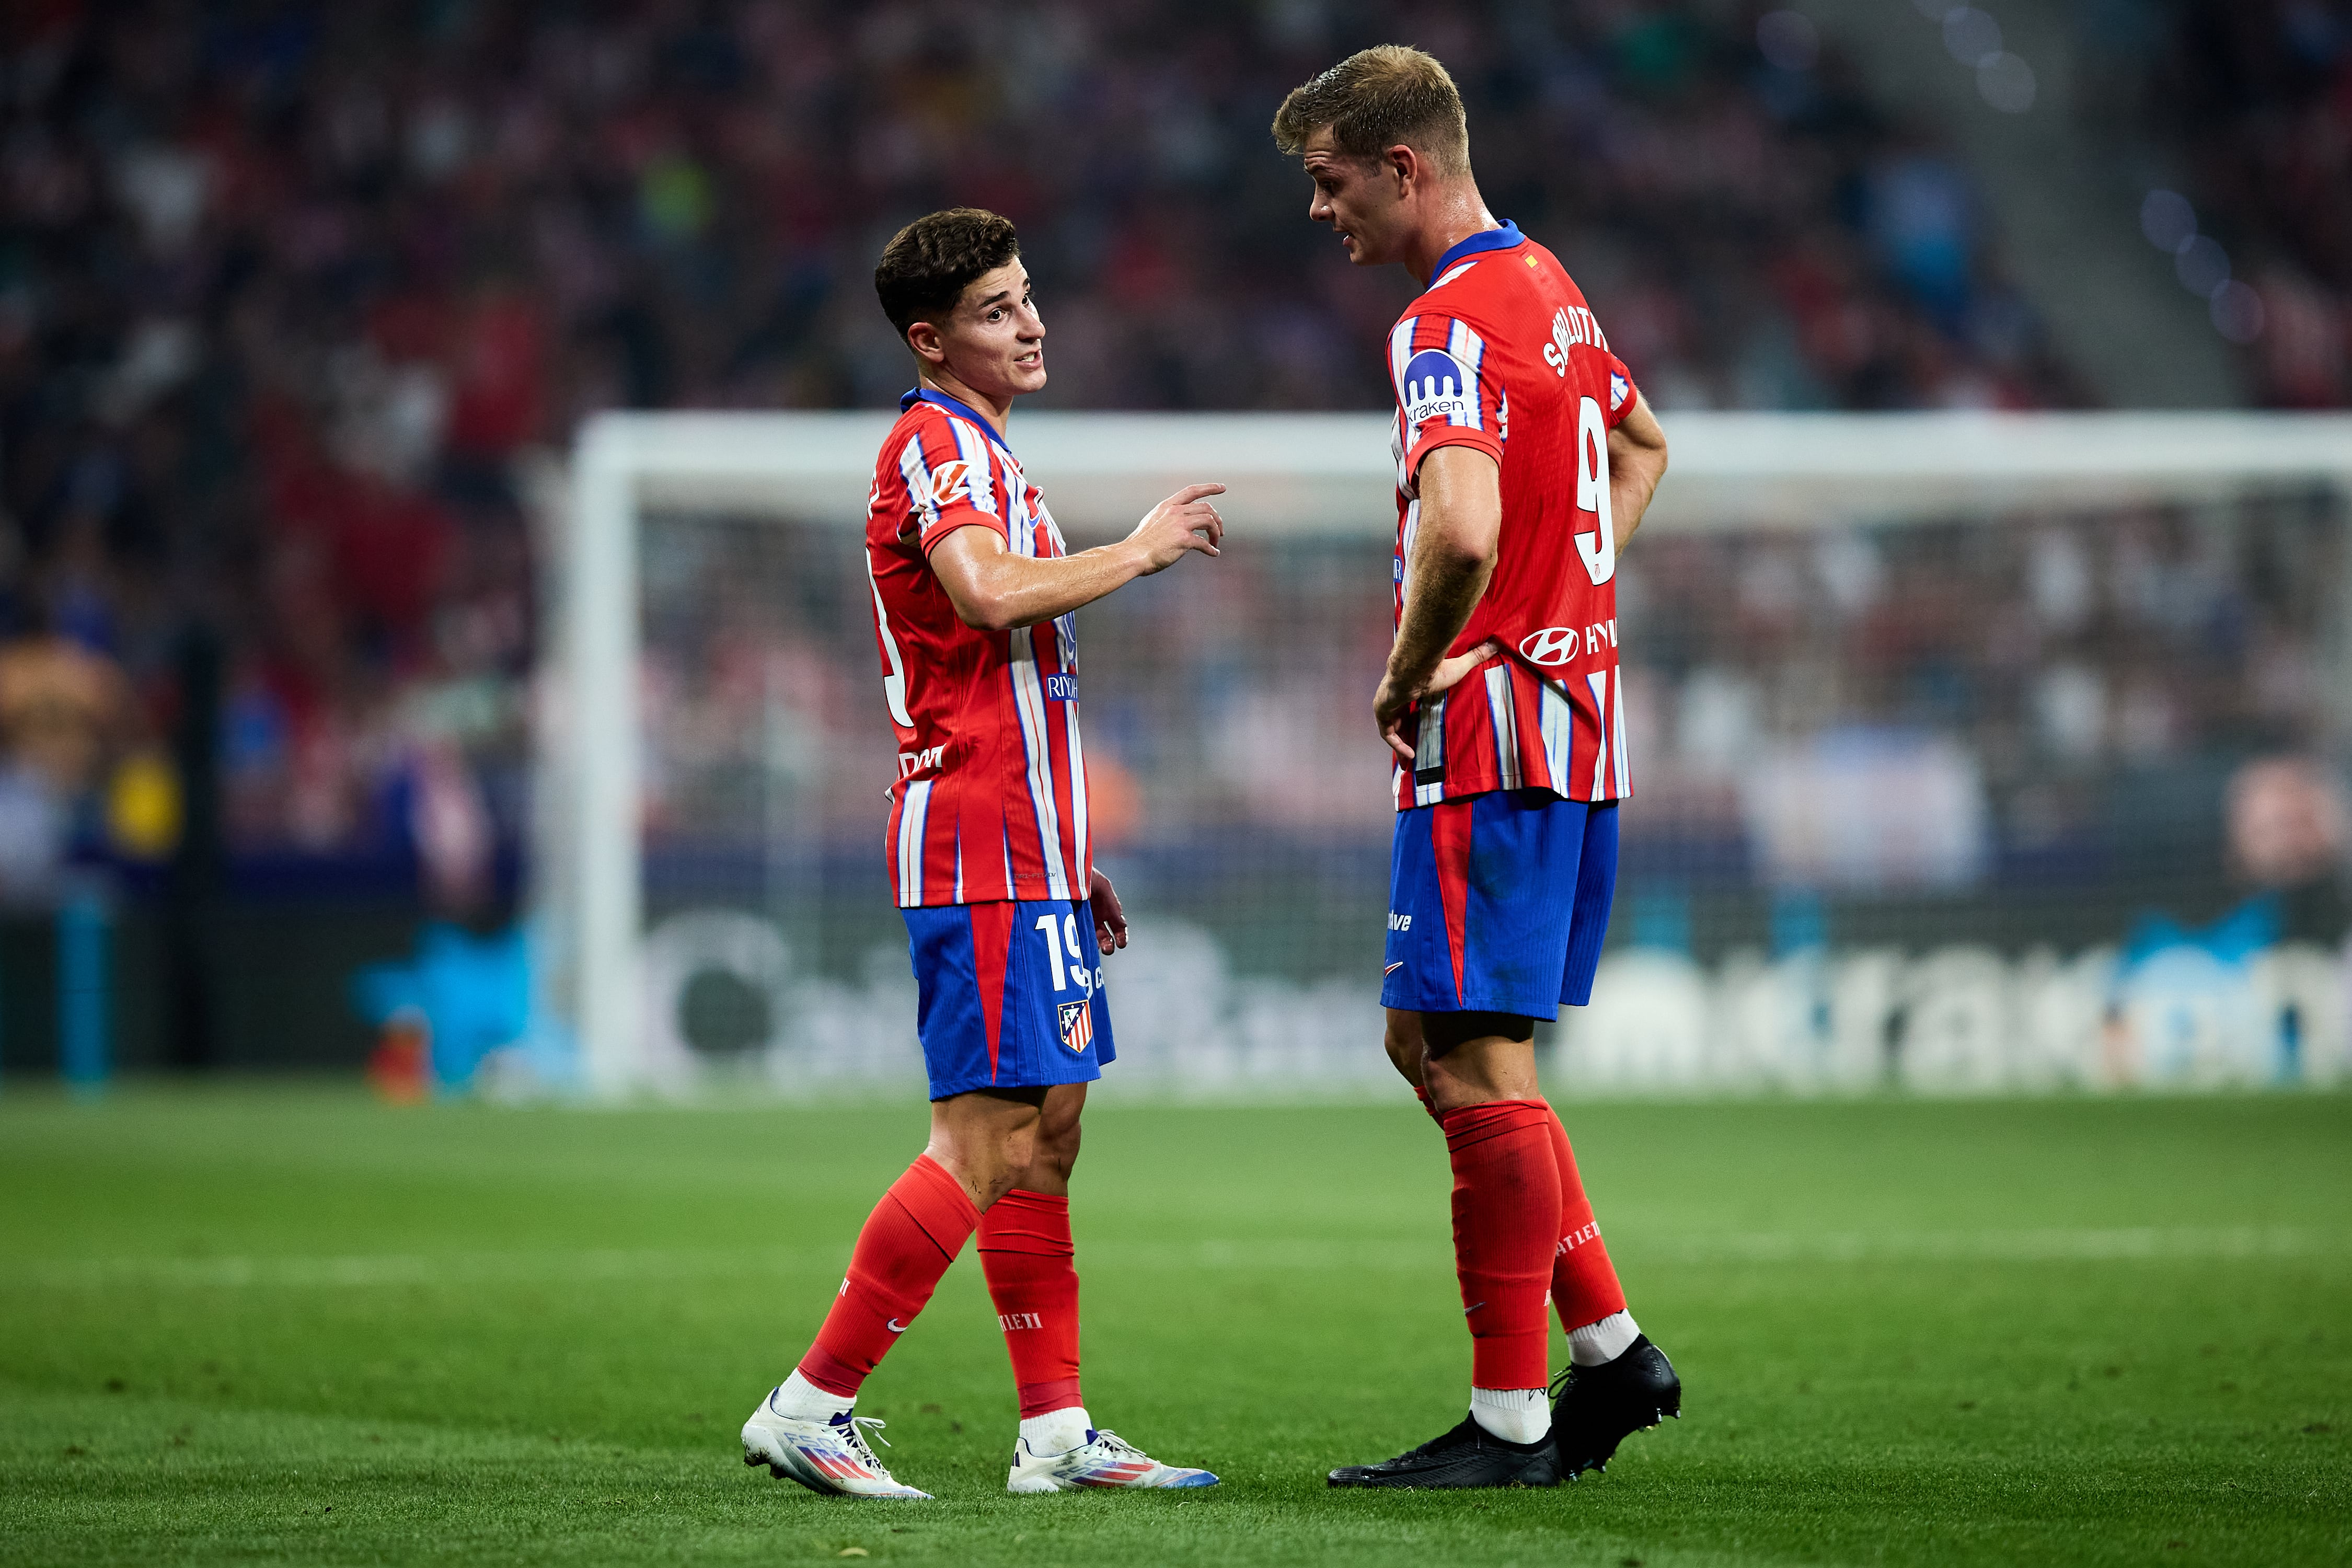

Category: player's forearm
[951, 541, 1147, 631]
[1609, 449, 1664, 549]
[1388, 447, 1501, 685]
[1607, 398, 1668, 550]
[1388, 543, 1492, 688]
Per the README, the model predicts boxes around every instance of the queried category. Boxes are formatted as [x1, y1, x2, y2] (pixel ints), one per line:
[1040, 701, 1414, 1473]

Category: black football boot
[1328, 1416, 1561, 1489]
[1549, 1334, 1682, 1478]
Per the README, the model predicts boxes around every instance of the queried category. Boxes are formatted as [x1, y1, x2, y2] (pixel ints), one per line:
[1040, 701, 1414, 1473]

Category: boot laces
[1087, 1429, 1144, 1460]
[838, 1415, 894, 1468]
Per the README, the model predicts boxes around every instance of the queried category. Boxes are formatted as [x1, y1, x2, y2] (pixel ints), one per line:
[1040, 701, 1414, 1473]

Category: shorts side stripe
[1432, 801, 1473, 1006]
[970, 902, 1014, 1079]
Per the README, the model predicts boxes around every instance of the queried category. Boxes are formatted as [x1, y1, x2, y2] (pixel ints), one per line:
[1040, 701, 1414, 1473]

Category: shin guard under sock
[1542, 1104, 1628, 1334]
[976, 1187, 1083, 1417]
[797, 1153, 978, 1398]
[1440, 1099, 1562, 1392]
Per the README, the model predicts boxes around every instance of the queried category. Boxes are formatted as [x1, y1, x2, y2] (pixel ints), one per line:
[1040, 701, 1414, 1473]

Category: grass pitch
[1, 1086, 2345, 1567]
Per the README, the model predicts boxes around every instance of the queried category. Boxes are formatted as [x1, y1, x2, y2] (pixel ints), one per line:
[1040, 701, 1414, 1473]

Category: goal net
[536, 412, 2352, 1099]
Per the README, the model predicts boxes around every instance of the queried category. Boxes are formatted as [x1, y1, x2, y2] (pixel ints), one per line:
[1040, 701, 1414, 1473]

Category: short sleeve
[1602, 352, 1640, 430]
[1394, 316, 1506, 484]
[896, 418, 1009, 554]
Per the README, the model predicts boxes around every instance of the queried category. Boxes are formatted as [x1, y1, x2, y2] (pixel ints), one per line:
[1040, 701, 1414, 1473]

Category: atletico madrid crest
[1056, 999, 1092, 1054]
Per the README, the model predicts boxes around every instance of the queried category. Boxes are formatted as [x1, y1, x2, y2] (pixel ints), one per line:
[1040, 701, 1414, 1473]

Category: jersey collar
[901, 386, 1014, 455]
[1428, 219, 1524, 282]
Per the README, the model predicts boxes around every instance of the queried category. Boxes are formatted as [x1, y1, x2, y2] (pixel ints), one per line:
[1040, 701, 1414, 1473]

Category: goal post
[542, 411, 2352, 1097]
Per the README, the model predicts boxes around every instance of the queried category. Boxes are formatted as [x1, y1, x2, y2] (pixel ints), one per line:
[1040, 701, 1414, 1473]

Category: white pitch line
[6, 1227, 2338, 1292]
[7, 1248, 845, 1291]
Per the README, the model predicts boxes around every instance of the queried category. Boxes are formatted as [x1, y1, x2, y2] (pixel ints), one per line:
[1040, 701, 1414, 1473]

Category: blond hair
[1271, 45, 1470, 178]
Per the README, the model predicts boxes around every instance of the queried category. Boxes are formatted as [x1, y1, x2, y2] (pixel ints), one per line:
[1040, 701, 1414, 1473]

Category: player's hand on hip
[1127, 483, 1225, 574]
[1088, 868, 1127, 955]
[1375, 639, 1503, 763]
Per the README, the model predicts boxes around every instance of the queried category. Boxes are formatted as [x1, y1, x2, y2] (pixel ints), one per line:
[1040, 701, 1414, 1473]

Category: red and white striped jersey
[864, 389, 1090, 907]
[1386, 221, 1641, 812]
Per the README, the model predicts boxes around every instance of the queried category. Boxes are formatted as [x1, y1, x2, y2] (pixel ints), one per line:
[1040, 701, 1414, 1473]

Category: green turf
[1, 1085, 2346, 1567]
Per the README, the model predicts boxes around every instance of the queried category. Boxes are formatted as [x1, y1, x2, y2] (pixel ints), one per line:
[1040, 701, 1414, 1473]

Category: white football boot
[1006, 1428, 1220, 1492]
[742, 1387, 931, 1499]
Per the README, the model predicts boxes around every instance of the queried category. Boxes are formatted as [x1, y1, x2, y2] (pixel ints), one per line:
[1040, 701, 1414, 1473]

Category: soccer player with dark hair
[1273, 48, 1679, 1489]
[739, 207, 1225, 1499]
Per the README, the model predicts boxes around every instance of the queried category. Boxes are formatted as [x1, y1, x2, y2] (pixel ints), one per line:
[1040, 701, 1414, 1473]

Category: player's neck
[1405, 188, 1502, 286]
[918, 367, 1013, 440]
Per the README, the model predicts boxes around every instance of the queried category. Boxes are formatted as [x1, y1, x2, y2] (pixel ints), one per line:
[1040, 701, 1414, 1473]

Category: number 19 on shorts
[1035, 911, 1100, 994]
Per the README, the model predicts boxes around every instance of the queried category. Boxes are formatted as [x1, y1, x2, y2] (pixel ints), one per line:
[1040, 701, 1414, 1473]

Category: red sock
[1440, 1099, 1561, 1391]
[977, 1188, 1083, 1417]
[797, 1154, 978, 1398]
[1412, 1084, 1443, 1123]
[1543, 1104, 1628, 1333]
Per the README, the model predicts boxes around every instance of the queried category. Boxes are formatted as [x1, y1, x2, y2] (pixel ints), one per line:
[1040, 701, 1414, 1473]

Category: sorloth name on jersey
[1385, 220, 1643, 813]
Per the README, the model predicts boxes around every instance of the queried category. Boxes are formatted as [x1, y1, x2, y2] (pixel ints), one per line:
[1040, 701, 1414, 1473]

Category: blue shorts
[1381, 790, 1619, 1020]
[903, 896, 1116, 1101]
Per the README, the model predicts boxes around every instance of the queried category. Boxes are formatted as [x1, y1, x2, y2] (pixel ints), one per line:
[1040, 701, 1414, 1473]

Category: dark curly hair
[874, 208, 1022, 344]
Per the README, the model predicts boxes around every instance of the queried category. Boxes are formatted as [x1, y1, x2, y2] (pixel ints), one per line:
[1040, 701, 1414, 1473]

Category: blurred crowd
[0, 0, 2091, 886]
[645, 492, 2347, 931]
[1619, 492, 2345, 905]
[2166, 0, 2352, 407]
[2081, 0, 2352, 405]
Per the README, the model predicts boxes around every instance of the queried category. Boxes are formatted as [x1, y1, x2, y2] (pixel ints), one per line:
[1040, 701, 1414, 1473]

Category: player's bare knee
[1382, 1028, 1423, 1086]
[1036, 1118, 1081, 1182]
[994, 1123, 1042, 1191]
[1422, 1019, 1540, 1109]
[1383, 1008, 1427, 1087]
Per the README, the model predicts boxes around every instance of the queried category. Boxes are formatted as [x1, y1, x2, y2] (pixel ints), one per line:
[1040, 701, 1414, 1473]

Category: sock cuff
[1568, 1309, 1641, 1365]
[1438, 1098, 1556, 1152]
[993, 1187, 1069, 1214]
[977, 1187, 1075, 1256]
[890, 1154, 981, 1259]
[1468, 1384, 1551, 1445]
[795, 1345, 864, 1399]
[1016, 1376, 1086, 1419]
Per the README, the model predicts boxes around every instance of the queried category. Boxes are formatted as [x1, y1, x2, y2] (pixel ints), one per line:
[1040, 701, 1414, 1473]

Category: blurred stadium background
[0, 0, 2346, 1098]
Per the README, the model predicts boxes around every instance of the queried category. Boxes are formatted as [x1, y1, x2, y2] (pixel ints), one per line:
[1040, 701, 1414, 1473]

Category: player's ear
[905, 318, 947, 367]
[1383, 143, 1417, 194]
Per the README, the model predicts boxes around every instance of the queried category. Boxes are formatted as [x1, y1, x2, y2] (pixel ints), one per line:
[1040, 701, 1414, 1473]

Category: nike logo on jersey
[1383, 961, 1405, 975]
